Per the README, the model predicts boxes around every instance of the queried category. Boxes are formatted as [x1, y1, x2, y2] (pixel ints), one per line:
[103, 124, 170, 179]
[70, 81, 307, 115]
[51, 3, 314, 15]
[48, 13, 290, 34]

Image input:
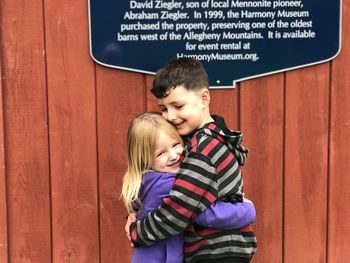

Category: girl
[122, 113, 255, 263]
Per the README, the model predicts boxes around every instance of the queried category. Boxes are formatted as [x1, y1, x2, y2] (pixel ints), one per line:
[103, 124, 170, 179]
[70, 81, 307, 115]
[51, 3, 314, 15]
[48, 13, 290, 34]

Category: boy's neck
[183, 114, 215, 141]
[198, 111, 214, 129]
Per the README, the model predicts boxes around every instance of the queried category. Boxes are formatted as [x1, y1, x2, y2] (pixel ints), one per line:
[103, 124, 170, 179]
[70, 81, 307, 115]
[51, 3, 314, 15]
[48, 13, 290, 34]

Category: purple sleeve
[194, 201, 256, 230]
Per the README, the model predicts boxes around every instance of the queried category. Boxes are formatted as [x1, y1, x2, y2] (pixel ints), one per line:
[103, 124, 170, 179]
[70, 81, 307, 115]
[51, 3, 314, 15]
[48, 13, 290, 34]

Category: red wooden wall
[0, 0, 349, 262]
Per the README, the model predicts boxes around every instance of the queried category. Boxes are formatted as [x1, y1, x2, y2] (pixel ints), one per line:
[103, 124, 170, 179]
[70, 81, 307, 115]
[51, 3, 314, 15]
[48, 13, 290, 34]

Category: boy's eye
[159, 106, 167, 112]
[174, 105, 183, 109]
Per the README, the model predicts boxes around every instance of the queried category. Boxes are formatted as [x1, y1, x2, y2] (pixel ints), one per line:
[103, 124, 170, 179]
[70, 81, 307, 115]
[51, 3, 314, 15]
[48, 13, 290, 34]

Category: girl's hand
[125, 213, 137, 244]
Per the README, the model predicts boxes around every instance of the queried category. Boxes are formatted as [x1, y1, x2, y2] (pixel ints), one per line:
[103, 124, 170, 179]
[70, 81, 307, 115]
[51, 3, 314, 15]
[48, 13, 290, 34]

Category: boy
[128, 58, 257, 263]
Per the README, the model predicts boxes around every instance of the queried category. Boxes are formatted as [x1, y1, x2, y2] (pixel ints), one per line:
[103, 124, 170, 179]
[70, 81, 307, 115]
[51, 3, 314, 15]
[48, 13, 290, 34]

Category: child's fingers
[125, 223, 131, 241]
[243, 197, 253, 204]
[125, 214, 136, 241]
[129, 213, 137, 222]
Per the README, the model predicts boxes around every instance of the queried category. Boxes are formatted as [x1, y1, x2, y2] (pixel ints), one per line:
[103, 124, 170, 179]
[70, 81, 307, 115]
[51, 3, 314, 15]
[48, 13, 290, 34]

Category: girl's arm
[194, 199, 256, 230]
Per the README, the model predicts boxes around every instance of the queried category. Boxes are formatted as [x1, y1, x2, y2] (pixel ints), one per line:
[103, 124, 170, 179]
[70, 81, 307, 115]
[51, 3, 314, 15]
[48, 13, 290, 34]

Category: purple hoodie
[132, 171, 255, 263]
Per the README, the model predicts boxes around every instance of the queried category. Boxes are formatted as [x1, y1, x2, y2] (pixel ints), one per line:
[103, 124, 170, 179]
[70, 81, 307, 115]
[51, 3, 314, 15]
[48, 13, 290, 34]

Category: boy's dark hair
[151, 57, 209, 99]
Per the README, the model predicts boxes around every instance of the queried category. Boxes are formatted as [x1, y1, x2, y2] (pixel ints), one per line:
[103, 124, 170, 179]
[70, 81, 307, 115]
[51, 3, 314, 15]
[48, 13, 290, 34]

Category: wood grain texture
[240, 75, 284, 263]
[146, 74, 160, 112]
[328, 0, 350, 261]
[0, 0, 349, 262]
[1, 0, 52, 262]
[1, 0, 51, 263]
[210, 88, 238, 129]
[97, 67, 144, 263]
[0, 45, 8, 263]
[284, 64, 330, 263]
[44, 0, 99, 262]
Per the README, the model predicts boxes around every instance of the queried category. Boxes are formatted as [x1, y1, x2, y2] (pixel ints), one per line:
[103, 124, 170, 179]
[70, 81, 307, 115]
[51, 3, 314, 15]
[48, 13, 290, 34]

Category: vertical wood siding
[241, 75, 284, 263]
[0, 0, 349, 262]
[0, 47, 8, 262]
[328, 1, 350, 260]
[1, 0, 52, 262]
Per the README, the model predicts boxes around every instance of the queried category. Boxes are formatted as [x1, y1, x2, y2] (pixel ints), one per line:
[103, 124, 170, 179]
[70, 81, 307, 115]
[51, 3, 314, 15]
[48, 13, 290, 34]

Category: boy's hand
[125, 213, 137, 245]
[243, 196, 253, 204]
[242, 193, 253, 204]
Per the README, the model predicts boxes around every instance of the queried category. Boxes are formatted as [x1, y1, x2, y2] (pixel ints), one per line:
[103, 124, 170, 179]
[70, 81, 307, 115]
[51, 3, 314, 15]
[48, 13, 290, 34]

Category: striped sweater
[130, 116, 257, 262]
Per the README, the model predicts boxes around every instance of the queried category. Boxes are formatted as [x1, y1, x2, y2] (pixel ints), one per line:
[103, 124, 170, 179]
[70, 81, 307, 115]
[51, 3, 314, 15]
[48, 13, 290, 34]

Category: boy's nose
[167, 109, 177, 121]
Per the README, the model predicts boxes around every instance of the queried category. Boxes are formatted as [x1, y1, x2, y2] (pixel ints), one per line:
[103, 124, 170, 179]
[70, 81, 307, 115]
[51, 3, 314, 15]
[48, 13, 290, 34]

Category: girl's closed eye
[155, 151, 164, 158]
[173, 142, 181, 148]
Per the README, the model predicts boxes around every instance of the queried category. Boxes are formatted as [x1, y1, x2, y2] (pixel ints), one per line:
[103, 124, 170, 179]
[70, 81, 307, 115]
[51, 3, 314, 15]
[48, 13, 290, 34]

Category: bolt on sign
[88, 0, 341, 88]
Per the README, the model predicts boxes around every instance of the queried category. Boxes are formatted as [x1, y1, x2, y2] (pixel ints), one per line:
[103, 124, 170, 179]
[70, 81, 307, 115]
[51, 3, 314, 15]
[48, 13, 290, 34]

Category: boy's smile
[157, 85, 213, 136]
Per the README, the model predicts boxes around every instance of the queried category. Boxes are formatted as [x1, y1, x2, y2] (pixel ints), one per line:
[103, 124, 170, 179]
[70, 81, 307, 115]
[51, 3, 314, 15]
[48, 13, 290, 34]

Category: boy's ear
[200, 88, 210, 108]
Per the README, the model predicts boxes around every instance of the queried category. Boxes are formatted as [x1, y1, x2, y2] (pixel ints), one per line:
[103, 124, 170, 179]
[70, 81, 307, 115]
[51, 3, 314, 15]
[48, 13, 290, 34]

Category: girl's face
[151, 130, 183, 173]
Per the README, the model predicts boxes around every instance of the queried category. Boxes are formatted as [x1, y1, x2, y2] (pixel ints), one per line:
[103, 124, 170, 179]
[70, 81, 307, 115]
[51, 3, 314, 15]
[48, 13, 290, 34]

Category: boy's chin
[175, 122, 196, 136]
[177, 127, 191, 136]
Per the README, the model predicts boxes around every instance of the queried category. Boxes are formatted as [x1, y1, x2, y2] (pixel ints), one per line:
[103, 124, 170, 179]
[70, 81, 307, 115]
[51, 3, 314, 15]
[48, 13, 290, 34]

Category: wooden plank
[44, 0, 99, 262]
[240, 75, 284, 263]
[328, 0, 350, 260]
[284, 64, 329, 262]
[0, 45, 8, 263]
[146, 74, 159, 112]
[0, 0, 52, 262]
[97, 67, 144, 263]
[210, 88, 238, 129]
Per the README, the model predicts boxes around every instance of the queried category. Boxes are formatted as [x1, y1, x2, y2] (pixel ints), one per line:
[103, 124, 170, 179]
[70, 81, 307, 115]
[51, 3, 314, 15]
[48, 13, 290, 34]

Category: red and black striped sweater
[130, 116, 257, 262]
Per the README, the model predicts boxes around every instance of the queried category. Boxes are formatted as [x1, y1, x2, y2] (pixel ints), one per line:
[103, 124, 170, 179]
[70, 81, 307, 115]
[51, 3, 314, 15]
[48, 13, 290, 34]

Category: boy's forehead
[156, 98, 177, 107]
[156, 94, 185, 106]
[157, 86, 199, 105]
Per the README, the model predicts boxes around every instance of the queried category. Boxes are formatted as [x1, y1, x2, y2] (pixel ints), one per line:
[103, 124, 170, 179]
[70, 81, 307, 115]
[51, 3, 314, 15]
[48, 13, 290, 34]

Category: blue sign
[88, 0, 341, 88]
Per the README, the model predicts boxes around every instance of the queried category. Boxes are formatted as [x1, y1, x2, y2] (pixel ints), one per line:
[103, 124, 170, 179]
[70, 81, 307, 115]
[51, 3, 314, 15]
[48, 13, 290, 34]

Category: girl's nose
[168, 149, 178, 160]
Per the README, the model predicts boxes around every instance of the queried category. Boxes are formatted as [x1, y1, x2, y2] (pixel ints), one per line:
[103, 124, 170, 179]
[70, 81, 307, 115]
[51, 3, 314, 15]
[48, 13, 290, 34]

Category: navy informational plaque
[88, 0, 341, 87]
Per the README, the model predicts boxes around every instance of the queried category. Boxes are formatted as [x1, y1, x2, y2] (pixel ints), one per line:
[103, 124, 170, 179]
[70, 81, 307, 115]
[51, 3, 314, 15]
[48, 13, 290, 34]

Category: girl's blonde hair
[121, 113, 183, 213]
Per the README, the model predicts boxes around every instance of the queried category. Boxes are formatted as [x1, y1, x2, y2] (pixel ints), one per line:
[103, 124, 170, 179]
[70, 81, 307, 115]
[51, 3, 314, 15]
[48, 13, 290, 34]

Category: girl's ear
[200, 88, 211, 108]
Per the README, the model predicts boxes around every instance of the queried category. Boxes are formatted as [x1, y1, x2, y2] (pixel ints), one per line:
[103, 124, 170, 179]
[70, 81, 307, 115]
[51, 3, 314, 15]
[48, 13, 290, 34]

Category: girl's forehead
[157, 129, 178, 142]
[157, 129, 172, 138]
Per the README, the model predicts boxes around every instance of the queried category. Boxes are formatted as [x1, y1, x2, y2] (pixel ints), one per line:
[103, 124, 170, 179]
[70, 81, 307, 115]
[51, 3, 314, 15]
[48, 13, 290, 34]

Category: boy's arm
[130, 152, 218, 246]
[193, 201, 256, 230]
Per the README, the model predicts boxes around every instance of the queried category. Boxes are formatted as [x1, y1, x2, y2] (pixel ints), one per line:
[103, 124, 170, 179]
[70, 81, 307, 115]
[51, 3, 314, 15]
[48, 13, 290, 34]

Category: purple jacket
[132, 171, 255, 263]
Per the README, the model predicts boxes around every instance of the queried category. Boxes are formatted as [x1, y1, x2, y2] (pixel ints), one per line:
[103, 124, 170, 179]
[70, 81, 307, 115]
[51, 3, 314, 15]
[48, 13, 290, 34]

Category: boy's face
[157, 85, 210, 136]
